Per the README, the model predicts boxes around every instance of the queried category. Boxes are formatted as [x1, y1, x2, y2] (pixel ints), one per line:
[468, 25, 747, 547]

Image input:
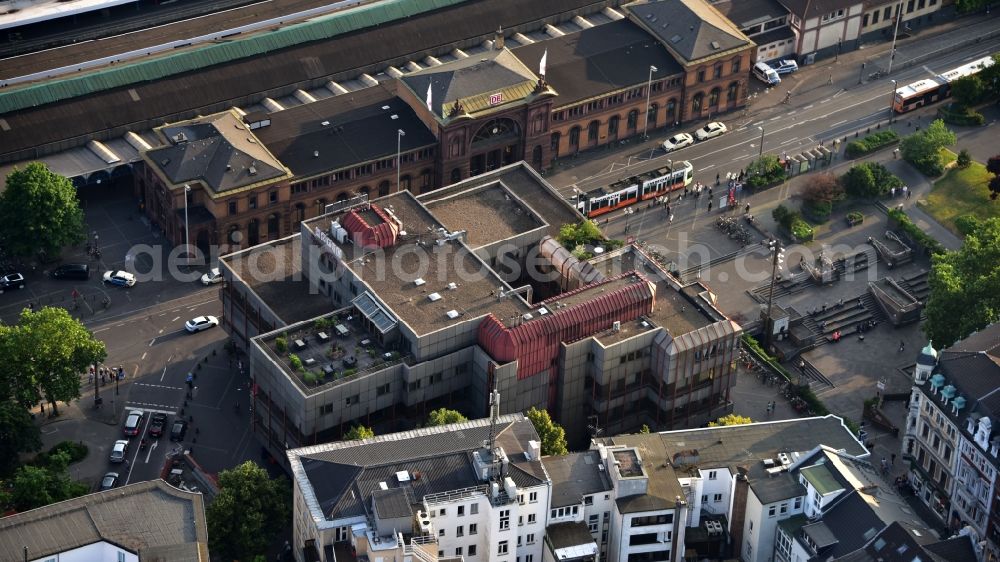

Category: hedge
[790, 218, 814, 242]
[937, 105, 986, 126]
[844, 130, 900, 158]
[887, 208, 946, 255]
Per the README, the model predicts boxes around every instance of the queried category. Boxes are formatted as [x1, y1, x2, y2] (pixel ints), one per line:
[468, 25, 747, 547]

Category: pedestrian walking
[902, 185, 909, 198]
[890, 187, 896, 198]
[891, 453, 896, 465]
[716, 172, 720, 185]
[893, 147, 900, 159]
[708, 200, 713, 212]
[744, 202, 750, 215]
[899, 340, 905, 352]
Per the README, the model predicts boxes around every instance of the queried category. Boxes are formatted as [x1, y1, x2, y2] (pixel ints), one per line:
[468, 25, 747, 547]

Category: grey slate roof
[253, 84, 436, 179]
[776, 0, 859, 19]
[289, 414, 548, 523]
[922, 533, 979, 562]
[803, 520, 839, 549]
[627, 0, 752, 64]
[146, 110, 288, 194]
[833, 521, 957, 562]
[542, 451, 613, 508]
[807, 490, 882, 558]
[373, 487, 412, 519]
[512, 19, 684, 108]
[546, 520, 598, 550]
[0, 479, 209, 561]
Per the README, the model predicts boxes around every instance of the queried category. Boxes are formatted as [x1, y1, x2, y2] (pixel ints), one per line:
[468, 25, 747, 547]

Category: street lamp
[642, 65, 658, 140]
[763, 239, 785, 349]
[757, 126, 765, 158]
[887, 1, 903, 75]
[183, 184, 191, 261]
[889, 79, 898, 122]
[623, 208, 635, 233]
[396, 129, 406, 194]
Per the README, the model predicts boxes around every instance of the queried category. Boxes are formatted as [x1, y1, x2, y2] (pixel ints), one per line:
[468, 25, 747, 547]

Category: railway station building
[218, 162, 741, 456]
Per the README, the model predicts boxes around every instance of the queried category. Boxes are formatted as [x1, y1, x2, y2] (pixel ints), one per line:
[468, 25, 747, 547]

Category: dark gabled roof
[290, 415, 548, 523]
[146, 110, 288, 193]
[401, 49, 539, 119]
[775, 0, 858, 19]
[922, 533, 978, 562]
[0, 0, 610, 161]
[542, 451, 613, 508]
[627, 0, 752, 64]
[711, 0, 790, 30]
[753, 25, 796, 48]
[808, 490, 884, 559]
[803, 521, 839, 550]
[253, 85, 436, 178]
[512, 19, 683, 108]
[546, 521, 598, 550]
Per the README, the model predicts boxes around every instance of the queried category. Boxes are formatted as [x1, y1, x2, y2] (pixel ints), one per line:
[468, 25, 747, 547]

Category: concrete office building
[218, 162, 740, 456]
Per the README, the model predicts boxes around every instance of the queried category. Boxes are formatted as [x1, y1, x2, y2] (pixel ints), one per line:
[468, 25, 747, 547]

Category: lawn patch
[921, 160, 999, 235]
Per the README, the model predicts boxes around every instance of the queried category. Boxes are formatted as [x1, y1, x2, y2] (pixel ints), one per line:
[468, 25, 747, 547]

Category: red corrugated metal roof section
[477, 274, 655, 381]
[341, 205, 399, 249]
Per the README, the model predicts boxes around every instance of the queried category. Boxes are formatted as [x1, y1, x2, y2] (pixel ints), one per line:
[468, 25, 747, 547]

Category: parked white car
[694, 122, 728, 141]
[200, 268, 223, 285]
[103, 270, 136, 287]
[771, 59, 799, 75]
[185, 315, 219, 333]
[662, 132, 694, 152]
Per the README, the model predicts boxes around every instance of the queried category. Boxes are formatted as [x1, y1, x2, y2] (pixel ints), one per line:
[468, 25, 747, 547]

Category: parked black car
[170, 419, 188, 441]
[0, 272, 25, 293]
[148, 413, 168, 438]
[51, 263, 90, 280]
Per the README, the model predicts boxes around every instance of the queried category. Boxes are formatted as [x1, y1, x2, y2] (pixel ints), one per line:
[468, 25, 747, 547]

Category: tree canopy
[925, 217, 1000, 347]
[207, 461, 290, 561]
[901, 119, 957, 176]
[708, 414, 753, 426]
[0, 401, 42, 477]
[0, 307, 107, 415]
[557, 221, 604, 248]
[951, 75, 985, 108]
[8, 450, 87, 511]
[525, 407, 568, 456]
[0, 162, 85, 260]
[426, 408, 468, 427]
[344, 425, 375, 440]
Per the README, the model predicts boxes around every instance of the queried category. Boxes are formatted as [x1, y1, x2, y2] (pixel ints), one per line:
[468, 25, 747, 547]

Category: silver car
[109, 440, 129, 463]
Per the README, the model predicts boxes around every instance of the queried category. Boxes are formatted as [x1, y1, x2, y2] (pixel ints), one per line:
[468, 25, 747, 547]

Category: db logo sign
[489, 92, 503, 105]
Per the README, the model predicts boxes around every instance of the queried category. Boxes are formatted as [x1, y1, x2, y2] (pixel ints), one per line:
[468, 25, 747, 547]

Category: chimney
[494, 26, 505, 50]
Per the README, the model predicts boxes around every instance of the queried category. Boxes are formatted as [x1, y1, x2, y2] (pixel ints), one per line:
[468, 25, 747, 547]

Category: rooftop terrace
[256, 308, 404, 395]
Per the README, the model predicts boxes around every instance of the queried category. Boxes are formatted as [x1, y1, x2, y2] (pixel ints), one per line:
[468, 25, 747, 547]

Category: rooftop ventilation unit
[379, 482, 389, 490]
[248, 166, 257, 176]
[321, 121, 330, 126]
[710, 41, 720, 49]
[390, 114, 399, 120]
[538, 307, 549, 315]
[428, 292, 442, 302]
[414, 278, 426, 286]
[448, 282, 458, 290]
[446, 310, 460, 319]
[612, 321, 621, 332]
[523, 313, 534, 321]
[396, 470, 411, 482]
[777, 453, 791, 466]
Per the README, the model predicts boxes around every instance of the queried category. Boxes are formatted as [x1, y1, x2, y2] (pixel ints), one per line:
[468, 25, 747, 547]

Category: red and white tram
[576, 161, 694, 218]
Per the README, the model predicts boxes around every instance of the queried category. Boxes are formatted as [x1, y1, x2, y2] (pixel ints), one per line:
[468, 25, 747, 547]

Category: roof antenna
[487, 371, 502, 483]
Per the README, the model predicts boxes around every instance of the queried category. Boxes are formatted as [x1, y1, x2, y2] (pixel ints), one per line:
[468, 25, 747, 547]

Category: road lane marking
[779, 137, 799, 146]
[125, 402, 177, 413]
[171, 316, 180, 322]
[831, 119, 848, 126]
[136, 382, 183, 390]
[148, 338, 155, 347]
[141, 352, 147, 361]
[144, 439, 159, 463]
[803, 105, 814, 109]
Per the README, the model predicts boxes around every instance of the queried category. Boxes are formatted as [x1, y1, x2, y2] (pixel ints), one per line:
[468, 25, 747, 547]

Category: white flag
[426, 82, 433, 113]
[539, 48, 548, 76]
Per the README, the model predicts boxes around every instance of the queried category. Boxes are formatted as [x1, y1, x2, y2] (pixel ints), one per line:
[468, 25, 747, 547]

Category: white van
[753, 62, 781, 85]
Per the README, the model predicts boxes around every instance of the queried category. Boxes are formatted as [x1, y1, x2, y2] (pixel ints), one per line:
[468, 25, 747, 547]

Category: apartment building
[221, 162, 741, 456]
[905, 325, 1000, 562]
[540, 451, 615, 560]
[286, 413, 550, 562]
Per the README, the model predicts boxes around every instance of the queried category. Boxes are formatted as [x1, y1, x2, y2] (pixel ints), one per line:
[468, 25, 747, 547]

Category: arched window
[359, 186, 371, 198]
[666, 99, 677, 122]
[587, 120, 600, 144]
[378, 181, 390, 197]
[400, 175, 412, 191]
[608, 115, 620, 138]
[569, 126, 581, 148]
[627, 109, 639, 131]
[692, 93, 704, 114]
[450, 168, 462, 184]
[727, 81, 740, 102]
[336, 192, 349, 203]
[472, 118, 520, 146]
[550, 132, 561, 158]
[295, 203, 305, 223]
[647, 103, 658, 129]
[450, 137, 462, 158]
[420, 169, 432, 191]
[709, 88, 720, 107]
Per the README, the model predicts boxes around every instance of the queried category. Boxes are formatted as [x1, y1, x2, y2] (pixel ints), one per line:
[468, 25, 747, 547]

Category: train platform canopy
[0, 0, 138, 31]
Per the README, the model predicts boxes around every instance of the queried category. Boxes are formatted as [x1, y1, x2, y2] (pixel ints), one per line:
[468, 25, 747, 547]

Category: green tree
[8, 450, 87, 511]
[4, 307, 107, 415]
[557, 221, 604, 248]
[954, 215, 981, 236]
[842, 164, 877, 198]
[207, 461, 290, 561]
[955, 0, 989, 13]
[951, 75, 985, 108]
[639, 424, 651, 434]
[979, 55, 1000, 101]
[0, 163, 84, 260]
[525, 407, 568, 456]
[901, 119, 957, 176]
[956, 149, 972, 169]
[708, 413, 753, 426]
[925, 217, 1000, 346]
[426, 408, 468, 427]
[344, 425, 375, 440]
[0, 400, 42, 477]
[746, 154, 786, 189]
